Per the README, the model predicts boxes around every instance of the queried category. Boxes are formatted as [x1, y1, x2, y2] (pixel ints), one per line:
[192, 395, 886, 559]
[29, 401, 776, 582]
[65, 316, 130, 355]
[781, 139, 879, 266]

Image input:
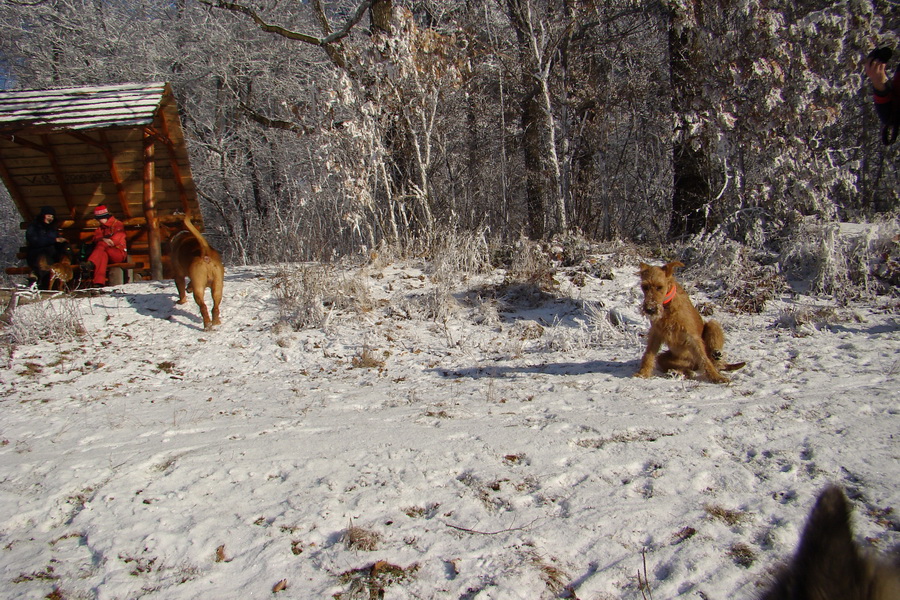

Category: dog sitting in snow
[170, 214, 224, 330]
[759, 485, 900, 600]
[635, 260, 743, 383]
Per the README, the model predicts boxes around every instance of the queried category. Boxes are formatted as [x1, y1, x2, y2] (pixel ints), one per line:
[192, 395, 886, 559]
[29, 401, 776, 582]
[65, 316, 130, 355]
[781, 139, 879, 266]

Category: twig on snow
[443, 518, 541, 535]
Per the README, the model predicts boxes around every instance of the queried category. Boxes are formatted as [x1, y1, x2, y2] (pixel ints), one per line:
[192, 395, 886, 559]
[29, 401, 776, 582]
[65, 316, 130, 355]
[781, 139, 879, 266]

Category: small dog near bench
[47, 256, 74, 291]
[635, 260, 744, 383]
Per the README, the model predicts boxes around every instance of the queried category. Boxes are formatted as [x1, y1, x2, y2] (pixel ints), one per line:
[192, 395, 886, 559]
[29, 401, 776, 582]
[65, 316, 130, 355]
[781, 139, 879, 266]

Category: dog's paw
[634, 370, 653, 379]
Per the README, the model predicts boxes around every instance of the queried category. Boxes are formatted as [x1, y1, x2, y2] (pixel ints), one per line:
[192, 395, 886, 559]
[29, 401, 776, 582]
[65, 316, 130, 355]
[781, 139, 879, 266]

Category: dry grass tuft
[727, 542, 756, 567]
[575, 429, 674, 450]
[343, 523, 381, 552]
[403, 503, 441, 519]
[704, 504, 748, 526]
[496, 237, 560, 295]
[426, 224, 492, 283]
[351, 345, 387, 369]
[524, 548, 571, 596]
[672, 526, 697, 545]
[773, 305, 860, 336]
[336, 560, 419, 599]
[156, 361, 178, 374]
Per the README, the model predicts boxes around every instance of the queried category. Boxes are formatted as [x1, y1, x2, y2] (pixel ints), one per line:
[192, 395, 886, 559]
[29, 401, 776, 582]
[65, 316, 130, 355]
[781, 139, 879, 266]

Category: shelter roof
[0, 82, 170, 134]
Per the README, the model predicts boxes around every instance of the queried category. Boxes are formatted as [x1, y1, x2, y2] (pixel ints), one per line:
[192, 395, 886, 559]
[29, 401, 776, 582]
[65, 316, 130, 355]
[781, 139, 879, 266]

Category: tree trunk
[521, 89, 547, 240]
[668, 20, 709, 239]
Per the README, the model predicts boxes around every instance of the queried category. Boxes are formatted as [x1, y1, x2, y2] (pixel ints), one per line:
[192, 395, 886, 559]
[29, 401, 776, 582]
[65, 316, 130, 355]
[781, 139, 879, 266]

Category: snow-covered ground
[1, 256, 898, 599]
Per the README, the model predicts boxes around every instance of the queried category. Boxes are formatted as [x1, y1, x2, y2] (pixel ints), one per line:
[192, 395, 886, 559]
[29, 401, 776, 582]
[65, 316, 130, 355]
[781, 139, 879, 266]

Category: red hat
[94, 205, 111, 219]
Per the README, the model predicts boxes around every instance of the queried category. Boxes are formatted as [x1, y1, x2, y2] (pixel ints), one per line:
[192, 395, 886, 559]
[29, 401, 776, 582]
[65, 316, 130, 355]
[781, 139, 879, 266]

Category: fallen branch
[443, 518, 540, 535]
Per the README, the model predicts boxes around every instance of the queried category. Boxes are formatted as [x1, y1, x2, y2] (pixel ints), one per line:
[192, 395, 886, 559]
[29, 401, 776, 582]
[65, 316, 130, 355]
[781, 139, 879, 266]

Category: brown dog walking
[635, 260, 743, 383]
[170, 214, 224, 330]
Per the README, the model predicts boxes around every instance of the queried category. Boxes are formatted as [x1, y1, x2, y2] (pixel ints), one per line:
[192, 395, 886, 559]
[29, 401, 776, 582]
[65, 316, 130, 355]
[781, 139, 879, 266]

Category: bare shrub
[779, 218, 900, 302]
[272, 264, 372, 330]
[840, 219, 900, 296]
[679, 218, 900, 307]
[6, 295, 86, 345]
[678, 230, 785, 314]
[779, 218, 851, 299]
[426, 224, 492, 283]
[495, 237, 558, 292]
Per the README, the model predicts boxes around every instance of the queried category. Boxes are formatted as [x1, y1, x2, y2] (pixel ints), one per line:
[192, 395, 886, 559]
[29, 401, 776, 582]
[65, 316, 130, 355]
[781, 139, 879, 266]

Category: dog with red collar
[635, 260, 744, 383]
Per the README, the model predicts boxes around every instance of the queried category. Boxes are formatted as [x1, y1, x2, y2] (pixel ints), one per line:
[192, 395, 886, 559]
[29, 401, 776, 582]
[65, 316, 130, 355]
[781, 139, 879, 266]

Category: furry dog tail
[720, 362, 746, 371]
[182, 214, 213, 257]
[702, 320, 746, 371]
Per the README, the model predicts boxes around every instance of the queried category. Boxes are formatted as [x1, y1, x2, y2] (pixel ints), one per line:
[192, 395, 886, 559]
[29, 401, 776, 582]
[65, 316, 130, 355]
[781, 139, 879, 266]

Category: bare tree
[0, 0, 895, 270]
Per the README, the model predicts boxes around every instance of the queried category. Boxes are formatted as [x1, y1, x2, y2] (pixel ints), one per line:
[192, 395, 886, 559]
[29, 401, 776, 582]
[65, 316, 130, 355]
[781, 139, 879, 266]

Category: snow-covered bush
[677, 230, 785, 314]
[272, 264, 372, 330]
[779, 217, 900, 301]
[496, 237, 558, 293]
[6, 295, 85, 345]
[426, 224, 492, 283]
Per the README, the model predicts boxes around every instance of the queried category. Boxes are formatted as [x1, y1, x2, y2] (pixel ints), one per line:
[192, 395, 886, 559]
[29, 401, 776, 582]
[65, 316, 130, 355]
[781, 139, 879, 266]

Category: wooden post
[143, 129, 163, 280]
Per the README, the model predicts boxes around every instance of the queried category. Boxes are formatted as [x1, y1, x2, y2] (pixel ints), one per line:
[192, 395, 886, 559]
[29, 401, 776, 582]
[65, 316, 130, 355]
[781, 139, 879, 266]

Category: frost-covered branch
[200, 0, 375, 46]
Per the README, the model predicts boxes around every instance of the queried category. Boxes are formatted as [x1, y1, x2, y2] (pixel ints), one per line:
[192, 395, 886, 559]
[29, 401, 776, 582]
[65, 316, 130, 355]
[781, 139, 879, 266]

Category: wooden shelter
[0, 82, 201, 281]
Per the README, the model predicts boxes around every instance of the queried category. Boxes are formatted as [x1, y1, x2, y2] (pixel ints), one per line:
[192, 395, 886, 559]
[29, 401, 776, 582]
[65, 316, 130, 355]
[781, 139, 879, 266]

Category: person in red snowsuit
[84, 205, 127, 287]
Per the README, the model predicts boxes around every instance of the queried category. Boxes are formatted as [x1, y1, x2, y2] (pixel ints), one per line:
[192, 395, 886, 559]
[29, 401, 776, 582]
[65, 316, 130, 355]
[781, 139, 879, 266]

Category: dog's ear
[637, 262, 651, 277]
[663, 261, 685, 276]
[760, 485, 871, 600]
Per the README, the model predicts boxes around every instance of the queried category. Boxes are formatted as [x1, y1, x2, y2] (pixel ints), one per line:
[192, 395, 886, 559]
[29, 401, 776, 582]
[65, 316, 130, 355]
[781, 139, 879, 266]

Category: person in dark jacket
[25, 206, 70, 289]
[865, 48, 900, 144]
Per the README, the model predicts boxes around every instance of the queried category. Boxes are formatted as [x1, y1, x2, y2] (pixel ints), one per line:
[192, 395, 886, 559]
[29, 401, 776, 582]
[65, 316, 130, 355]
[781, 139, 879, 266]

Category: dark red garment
[873, 66, 900, 144]
[88, 215, 127, 284]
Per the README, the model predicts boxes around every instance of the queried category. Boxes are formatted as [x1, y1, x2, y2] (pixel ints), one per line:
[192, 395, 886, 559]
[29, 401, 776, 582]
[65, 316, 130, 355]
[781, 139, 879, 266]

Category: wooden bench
[5, 262, 144, 286]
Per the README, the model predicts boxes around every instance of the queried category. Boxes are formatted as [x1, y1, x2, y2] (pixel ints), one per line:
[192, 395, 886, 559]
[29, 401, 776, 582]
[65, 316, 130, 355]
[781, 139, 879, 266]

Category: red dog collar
[663, 285, 676, 305]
